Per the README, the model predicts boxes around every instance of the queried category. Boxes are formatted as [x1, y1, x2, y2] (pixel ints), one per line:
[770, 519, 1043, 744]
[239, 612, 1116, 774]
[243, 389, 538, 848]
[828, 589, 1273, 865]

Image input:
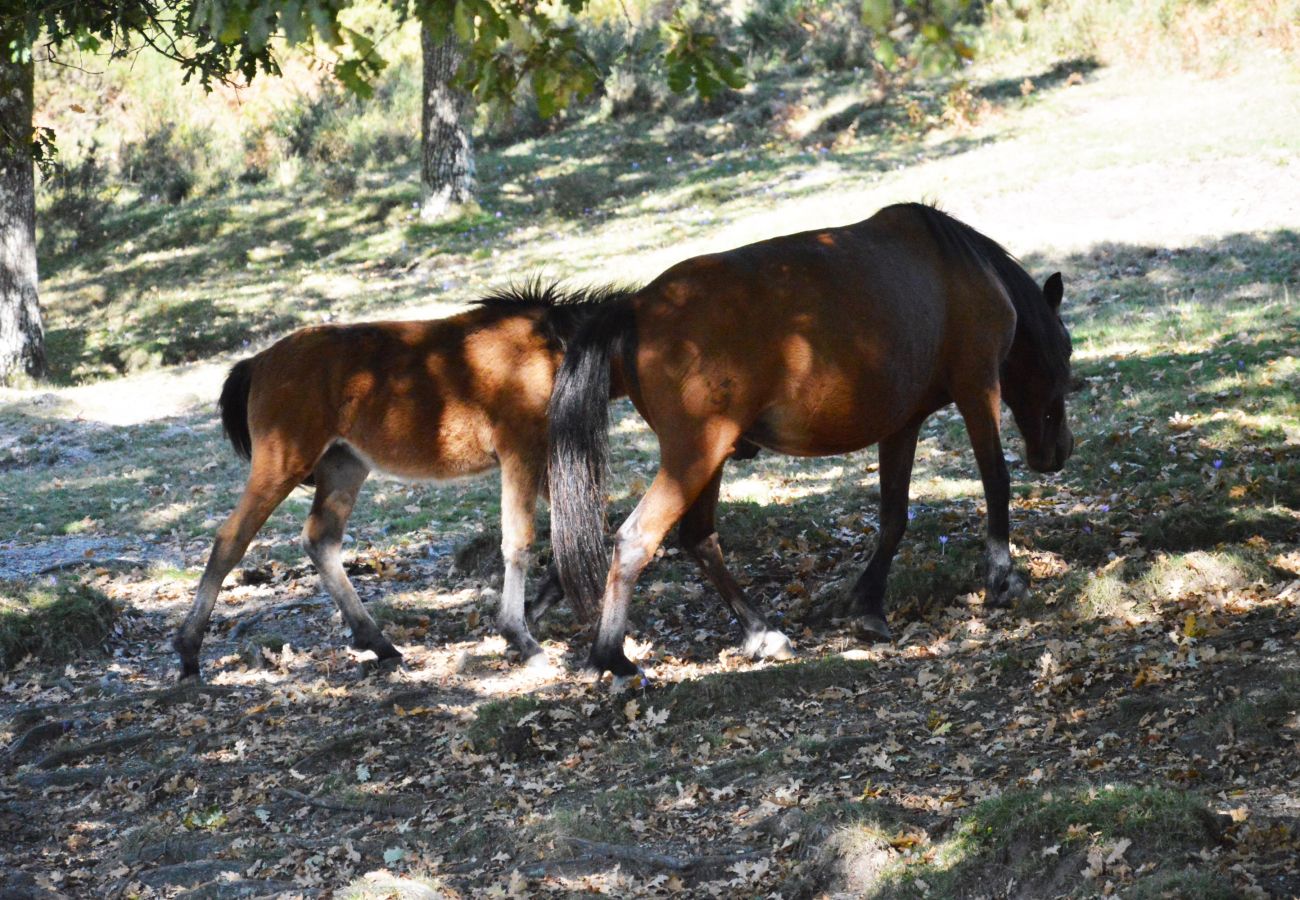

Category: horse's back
[627, 206, 1014, 455]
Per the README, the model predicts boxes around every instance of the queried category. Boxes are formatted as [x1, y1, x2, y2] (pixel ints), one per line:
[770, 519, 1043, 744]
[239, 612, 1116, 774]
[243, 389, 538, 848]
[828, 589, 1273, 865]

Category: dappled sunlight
[4, 25, 1299, 897]
[137, 501, 196, 532]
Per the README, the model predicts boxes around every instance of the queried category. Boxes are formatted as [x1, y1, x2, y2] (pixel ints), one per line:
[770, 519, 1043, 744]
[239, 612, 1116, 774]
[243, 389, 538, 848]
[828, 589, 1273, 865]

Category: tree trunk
[420, 25, 475, 222]
[0, 43, 45, 385]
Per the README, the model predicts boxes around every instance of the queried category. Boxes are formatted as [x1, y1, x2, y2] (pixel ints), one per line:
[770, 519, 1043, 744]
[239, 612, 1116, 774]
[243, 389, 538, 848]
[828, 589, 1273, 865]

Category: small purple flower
[1213, 459, 1223, 469]
[1237, 360, 1245, 369]
[1100, 504, 1110, 512]
[907, 510, 916, 521]
[1084, 525, 1092, 534]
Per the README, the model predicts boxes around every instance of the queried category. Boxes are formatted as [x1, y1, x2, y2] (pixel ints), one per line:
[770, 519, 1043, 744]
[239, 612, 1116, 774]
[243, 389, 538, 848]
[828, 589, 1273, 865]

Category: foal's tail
[548, 299, 638, 622]
[219, 358, 255, 464]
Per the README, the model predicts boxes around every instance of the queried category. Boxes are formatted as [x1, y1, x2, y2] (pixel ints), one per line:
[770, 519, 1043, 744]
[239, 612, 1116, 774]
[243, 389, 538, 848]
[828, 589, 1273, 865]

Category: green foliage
[662, 9, 747, 99]
[742, 0, 877, 71]
[0, 575, 116, 669]
[37, 142, 114, 256]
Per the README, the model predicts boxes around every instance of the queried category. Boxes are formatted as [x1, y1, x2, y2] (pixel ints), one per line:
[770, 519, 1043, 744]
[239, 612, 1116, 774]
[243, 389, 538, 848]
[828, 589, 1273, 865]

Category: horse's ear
[1043, 272, 1064, 310]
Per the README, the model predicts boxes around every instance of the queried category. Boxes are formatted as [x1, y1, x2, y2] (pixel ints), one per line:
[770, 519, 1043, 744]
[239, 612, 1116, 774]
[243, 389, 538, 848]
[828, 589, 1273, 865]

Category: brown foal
[174, 284, 625, 680]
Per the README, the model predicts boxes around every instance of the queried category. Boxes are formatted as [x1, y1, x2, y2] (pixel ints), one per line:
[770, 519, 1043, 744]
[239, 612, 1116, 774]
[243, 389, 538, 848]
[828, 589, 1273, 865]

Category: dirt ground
[2, 517, 1299, 897]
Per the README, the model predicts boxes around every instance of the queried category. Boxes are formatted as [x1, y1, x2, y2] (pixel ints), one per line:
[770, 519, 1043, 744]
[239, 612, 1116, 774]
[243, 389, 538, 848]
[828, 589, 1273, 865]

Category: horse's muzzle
[1028, 428, 1074, 474]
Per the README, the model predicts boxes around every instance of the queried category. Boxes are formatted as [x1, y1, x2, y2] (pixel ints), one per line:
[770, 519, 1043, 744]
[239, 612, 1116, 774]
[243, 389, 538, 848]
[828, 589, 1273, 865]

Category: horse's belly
[747, 378, 925, 457]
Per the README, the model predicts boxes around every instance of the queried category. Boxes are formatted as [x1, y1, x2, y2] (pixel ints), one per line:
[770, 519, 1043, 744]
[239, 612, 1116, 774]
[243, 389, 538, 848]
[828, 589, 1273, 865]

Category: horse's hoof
[743, 629, 796, 661]
[852, 614, 892, 643]
[987, 572, 1028, 608]
[523, 649, 555, 671]
[362, 652, 405, 676]
[610, 667, 649, 693]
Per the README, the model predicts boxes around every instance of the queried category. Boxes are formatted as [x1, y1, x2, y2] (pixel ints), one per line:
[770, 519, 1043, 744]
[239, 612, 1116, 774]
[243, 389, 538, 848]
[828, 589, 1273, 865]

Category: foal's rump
[231, 311, 558, 484]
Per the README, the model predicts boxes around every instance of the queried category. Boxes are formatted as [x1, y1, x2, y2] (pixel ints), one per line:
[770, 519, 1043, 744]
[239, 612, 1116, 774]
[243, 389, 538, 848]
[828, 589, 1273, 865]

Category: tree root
[34, 729, 158, 770]
[288, 729, 369, 771]
[274, 786, 423, 819]
[14, 683, 240, 727]
[519, 836, 763, 878]
[227, 599, 329, 642]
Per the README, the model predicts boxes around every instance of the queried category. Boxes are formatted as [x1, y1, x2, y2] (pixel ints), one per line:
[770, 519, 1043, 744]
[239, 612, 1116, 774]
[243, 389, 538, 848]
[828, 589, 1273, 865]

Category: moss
[0, 576, 117, 669]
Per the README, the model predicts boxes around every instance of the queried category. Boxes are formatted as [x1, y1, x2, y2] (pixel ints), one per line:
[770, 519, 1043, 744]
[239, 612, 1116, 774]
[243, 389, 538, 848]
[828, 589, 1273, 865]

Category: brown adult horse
[173, 284, 627, 680]
[549, 203, 1074, 678]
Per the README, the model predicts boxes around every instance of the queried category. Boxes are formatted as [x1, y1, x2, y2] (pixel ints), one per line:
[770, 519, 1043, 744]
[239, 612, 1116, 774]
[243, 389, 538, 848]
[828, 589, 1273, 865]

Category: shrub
[38, 142, 115, 257]
[119, 123, 215, 203]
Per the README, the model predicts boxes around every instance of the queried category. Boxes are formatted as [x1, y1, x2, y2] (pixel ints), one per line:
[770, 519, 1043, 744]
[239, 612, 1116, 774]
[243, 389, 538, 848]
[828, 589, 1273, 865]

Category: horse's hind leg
[496, 452, 545, 665]
[843, 420, 923, 642]
[302, 446, 401, 665]
[589, 428, 741, 678]
[678, 467, 794, 661]
[525, 565, 563, 629]
[174, 461, 304, 680]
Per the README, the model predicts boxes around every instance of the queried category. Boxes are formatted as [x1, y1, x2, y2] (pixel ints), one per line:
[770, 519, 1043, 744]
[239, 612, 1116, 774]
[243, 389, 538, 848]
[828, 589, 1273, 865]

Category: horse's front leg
[956, 389, 1026, 607]
[842, 420, 924, 641]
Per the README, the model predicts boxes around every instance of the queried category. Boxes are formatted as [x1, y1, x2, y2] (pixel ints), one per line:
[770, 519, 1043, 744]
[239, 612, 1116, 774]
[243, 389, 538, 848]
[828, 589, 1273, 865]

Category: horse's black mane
[474, 278, 639, 345]
[898, 202, 1071, 378]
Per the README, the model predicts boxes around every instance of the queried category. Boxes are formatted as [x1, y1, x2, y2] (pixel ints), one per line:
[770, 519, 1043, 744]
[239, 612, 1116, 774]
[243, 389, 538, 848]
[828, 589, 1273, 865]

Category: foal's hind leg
[174, 462, 304, 680]
[843, 420, 923, 641]
[302, 446, 401, 665]
[678, 467, 793, 661]
[496, 452, 545, 665]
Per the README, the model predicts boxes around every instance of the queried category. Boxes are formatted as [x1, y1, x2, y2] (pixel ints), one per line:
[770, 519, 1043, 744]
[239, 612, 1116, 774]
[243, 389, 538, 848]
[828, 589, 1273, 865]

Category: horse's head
[1003, 272, 1074, 473]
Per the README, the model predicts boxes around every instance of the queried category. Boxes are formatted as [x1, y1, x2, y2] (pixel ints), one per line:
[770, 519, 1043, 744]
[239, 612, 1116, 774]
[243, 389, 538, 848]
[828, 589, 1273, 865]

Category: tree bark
[0, 42, 45, 385]
[420, 24, 475, 222]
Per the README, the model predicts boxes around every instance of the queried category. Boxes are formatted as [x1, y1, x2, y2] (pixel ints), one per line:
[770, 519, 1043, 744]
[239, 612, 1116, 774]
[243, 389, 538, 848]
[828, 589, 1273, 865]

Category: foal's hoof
[986, 572, 1029, 609]
[743, 629, 796, 661]
[852, 614, 893, 643]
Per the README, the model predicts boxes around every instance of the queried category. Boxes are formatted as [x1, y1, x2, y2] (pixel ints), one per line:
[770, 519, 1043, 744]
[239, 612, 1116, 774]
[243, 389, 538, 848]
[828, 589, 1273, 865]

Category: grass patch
[467, 695, 546, 751]
[878, 785, 1227, 898]
[658, 654, 874, 721]
[540, 786, 655, 845]
[1201, 671, 1300, 742]
[0, 576, 116, 669]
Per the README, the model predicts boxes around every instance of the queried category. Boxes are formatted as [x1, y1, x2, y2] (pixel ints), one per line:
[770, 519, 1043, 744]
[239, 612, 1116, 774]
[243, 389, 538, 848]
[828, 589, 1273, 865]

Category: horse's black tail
[219, 358, 255, 464]
[548, 298, 637, 623]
